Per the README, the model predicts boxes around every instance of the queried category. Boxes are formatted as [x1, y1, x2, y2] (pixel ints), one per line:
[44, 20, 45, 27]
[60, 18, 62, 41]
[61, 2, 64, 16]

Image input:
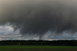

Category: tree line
[0, 40, 77, 46]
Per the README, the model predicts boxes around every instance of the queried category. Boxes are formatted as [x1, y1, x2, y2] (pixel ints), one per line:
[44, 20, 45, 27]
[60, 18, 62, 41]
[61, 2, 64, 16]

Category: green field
[0, 46, 77, 51]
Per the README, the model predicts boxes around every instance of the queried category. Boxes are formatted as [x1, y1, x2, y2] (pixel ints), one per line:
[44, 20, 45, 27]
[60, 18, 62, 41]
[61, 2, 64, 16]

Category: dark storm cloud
[0, 0, 77, 36]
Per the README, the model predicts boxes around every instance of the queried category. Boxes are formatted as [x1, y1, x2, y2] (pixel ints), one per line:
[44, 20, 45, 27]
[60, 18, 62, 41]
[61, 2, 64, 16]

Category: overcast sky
[0, 25, 77, 40]
[0, 0, 77, 40]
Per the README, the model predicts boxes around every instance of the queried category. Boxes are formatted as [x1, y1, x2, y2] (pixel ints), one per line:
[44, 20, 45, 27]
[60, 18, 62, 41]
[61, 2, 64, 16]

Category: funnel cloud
[0, 0, 77, 39]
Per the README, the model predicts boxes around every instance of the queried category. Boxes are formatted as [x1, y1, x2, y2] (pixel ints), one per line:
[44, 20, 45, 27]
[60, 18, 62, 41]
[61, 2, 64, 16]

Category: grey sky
[0, 25, 77, 40]
[0, 0, 77, 40]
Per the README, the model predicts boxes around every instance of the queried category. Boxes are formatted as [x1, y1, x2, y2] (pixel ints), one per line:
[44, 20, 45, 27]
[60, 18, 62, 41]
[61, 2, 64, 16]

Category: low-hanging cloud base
[0, 0, 77, 40]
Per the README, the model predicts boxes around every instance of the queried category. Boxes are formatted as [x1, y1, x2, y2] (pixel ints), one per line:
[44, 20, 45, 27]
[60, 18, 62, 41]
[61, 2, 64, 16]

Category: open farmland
[0, 46, 77, 51]
[0, 40, 77, 51]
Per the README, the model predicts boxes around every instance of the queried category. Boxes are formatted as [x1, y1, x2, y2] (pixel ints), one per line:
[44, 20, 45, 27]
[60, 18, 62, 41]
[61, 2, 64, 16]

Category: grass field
[0, 46, 77, 51]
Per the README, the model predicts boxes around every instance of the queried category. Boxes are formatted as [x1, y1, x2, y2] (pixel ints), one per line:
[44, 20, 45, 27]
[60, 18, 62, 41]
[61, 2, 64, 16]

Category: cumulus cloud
[0, 23, 22, 40]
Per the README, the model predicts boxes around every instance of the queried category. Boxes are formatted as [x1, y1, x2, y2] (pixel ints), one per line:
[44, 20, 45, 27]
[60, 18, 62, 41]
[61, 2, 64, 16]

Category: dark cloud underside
[0, 0, 77, 36]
